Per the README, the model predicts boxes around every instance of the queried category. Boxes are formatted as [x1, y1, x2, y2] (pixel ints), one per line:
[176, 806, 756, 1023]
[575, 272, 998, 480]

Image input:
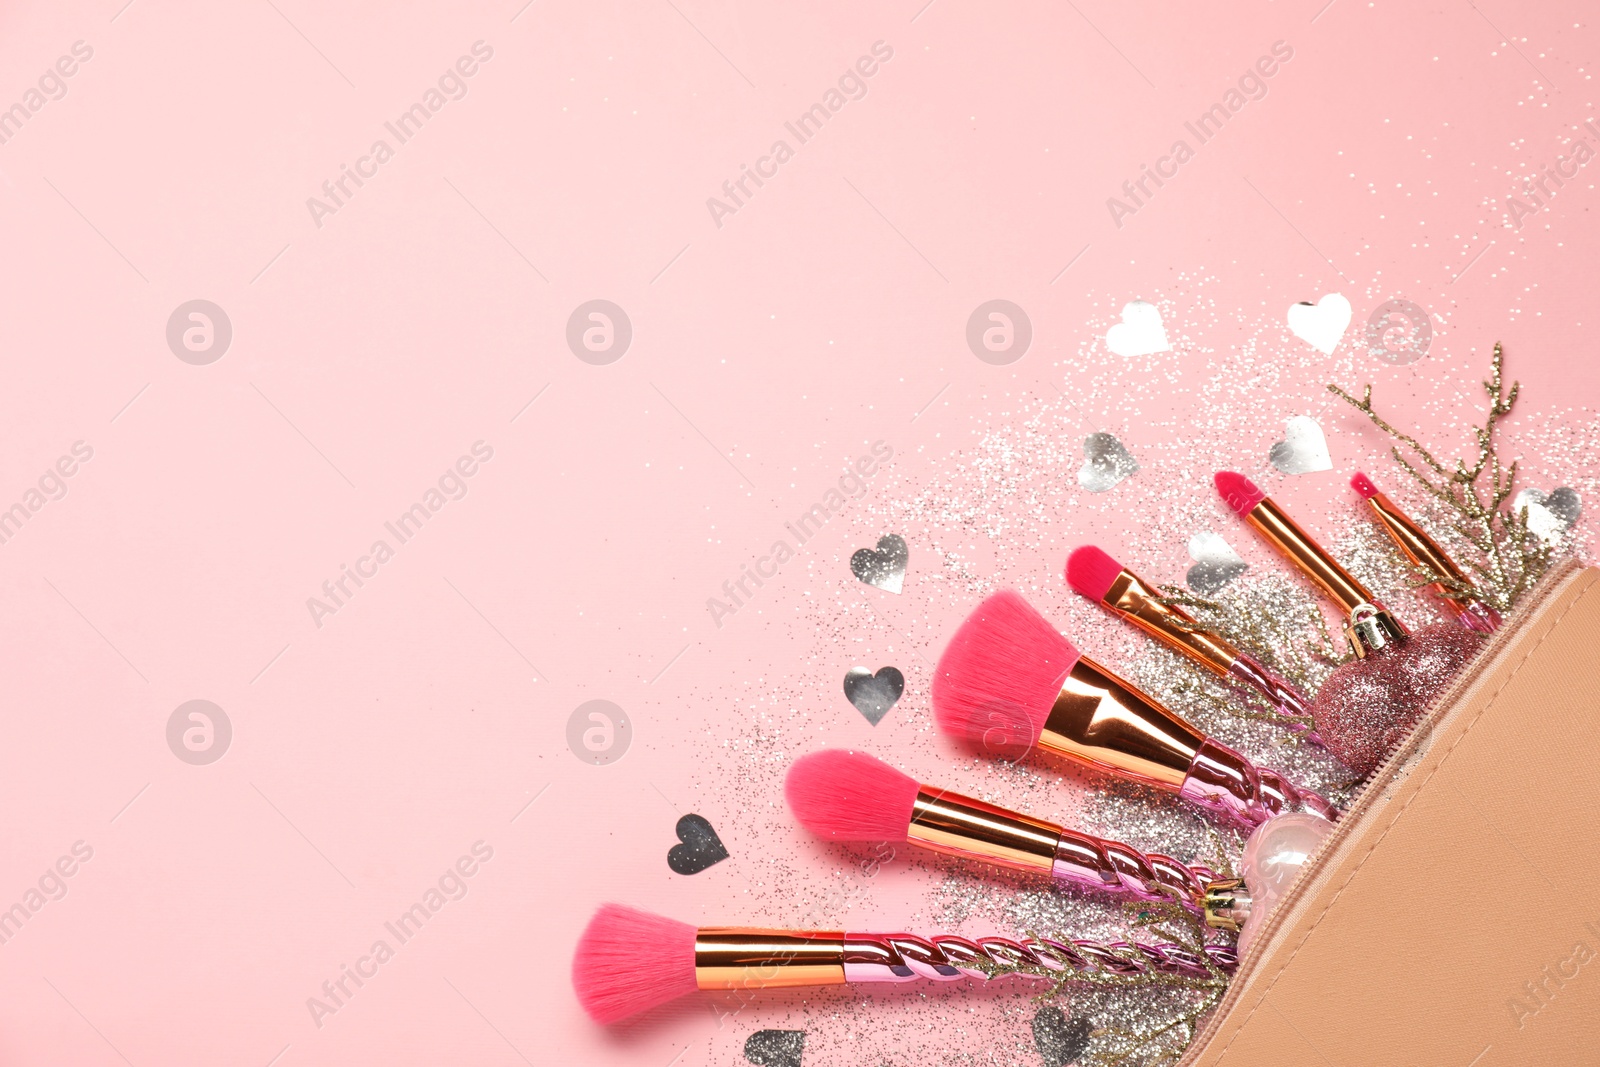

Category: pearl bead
[1237, 812, 1333, 955]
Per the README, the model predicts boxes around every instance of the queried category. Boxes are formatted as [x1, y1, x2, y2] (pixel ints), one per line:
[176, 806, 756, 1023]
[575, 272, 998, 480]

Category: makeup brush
[573, 903, 1238, 1023]
[785, 749, 1216, 909]
[1215, 470, 1407, 640]
[931, 591, 1336, 827]
[1350, 471, 1500, 634]
[1214, 470, 1483, 776]
[1066, 545, 1319, 742]
[779, 751, 1338, 949]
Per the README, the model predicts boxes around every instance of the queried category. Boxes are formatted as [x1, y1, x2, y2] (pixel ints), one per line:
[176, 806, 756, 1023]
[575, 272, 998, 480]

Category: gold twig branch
[1327, 342, 1551, 612]
[1069, 896, 1231, 1067]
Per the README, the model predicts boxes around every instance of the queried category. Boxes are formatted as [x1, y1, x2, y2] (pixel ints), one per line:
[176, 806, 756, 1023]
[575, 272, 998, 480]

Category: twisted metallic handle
[1254, 763, 1338, 822]
[1053, 829, 1218, 913]
[1226, 653, 1324, 745]
[841, 932, 1237, 984]
[1181, 738, 1338, 828]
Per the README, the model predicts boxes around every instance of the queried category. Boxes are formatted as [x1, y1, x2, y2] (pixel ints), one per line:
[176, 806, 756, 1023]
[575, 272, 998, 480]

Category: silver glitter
[676, 295, 1594, 1064]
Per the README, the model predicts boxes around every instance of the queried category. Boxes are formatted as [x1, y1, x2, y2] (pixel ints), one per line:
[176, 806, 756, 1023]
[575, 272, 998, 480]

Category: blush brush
[784, 749, 1218, 911]
[1066, 545, 1319, 743]
[573, 902, 1237, 1024]
[931, 590, 1335, 827]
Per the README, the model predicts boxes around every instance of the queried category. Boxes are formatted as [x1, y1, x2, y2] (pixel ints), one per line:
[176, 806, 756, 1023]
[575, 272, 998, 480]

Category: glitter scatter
[674, 288, 1596, 1065]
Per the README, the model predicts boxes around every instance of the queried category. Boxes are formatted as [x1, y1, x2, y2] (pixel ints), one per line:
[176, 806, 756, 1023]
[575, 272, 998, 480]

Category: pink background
[0, 1, 1595, 1064]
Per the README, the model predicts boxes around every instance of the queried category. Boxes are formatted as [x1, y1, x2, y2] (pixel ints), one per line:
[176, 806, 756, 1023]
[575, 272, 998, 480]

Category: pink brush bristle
[932, 590, 1080, 755]
[1065, 545, 1125, 603]
[785, 749, 919, 842]
[1214, 471, 1266, 517]
[572, 903, 700, 1024]
[1350, 471, 1379, 500]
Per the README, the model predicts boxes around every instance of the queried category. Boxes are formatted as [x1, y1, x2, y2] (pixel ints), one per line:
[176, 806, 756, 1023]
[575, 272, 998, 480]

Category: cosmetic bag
[1181, 559, 1600, 1066]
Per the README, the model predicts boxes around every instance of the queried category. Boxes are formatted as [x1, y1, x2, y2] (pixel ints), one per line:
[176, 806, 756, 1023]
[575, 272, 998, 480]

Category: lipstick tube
[904, 786, 1217, 909]
[1354, 476, 1500, 634]
[1040, 658, 1337, 827]
[1097, 565, 1319, 738]
[691, 929, 1237, 992]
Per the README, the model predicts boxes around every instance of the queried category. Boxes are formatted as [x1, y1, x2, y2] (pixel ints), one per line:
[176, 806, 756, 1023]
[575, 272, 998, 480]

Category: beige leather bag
[1184, 560, 1600, 1067]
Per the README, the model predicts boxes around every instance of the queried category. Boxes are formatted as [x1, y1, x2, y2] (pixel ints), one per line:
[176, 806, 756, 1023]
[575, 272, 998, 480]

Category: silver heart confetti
[1104, 300, 1170, 357]
[1268, 415, 1332, 475]
[1514, 486, 1581, 544]
[850, 534, 908, 594]
[1077, 432, 1138, 493]
[1032, 1006, 1091, 1067]
[843, 666, 904, 726]
[1286, 293, 1352, 355]
[666, 813, 729, 875]
[1185, 530, 1249, 594]
[744, 1030, 805, 1067]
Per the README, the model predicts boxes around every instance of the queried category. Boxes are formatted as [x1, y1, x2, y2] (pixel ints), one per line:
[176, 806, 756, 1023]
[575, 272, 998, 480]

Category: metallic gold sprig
[1072, 895, 1231, 1067]
[1328, 342, 1551, 612]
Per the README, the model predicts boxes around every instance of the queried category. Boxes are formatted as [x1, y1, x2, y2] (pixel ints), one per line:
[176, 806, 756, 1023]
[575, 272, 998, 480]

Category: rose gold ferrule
[906, 788, 1061, 874]
[1363, 492, 1498, 629]
[1246, 496, 1382, 616]
[1102, 568, 1239, 676]
[694, 929, 847, 990]
[1039, 657, 1204, 790]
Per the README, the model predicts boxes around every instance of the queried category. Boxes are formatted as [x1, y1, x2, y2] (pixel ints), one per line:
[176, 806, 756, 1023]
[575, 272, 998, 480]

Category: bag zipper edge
[1171, 557, 1587, 1067]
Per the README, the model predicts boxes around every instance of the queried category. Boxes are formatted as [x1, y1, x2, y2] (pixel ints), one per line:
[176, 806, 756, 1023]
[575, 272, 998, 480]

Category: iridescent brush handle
[1052, 828, 1218, 912]
[1226, 652, 1324, 745]
[841, 932, 1237, 983]
[907, 787, 1220, 913]
[1181, 738, 1338, 828]
[1457, 600, 1501, 635]
[1087, 562, 1325, 746]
